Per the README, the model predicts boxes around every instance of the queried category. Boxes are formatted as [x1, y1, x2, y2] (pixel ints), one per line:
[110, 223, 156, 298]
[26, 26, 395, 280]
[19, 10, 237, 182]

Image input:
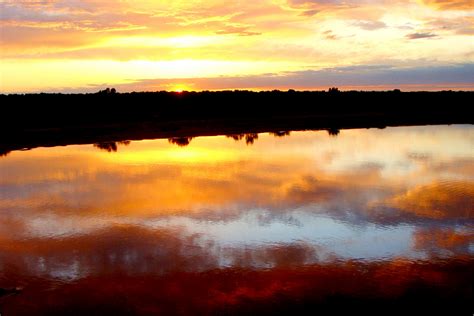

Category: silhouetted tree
[328, 87, 340, 93]
[97, 88, 117, 95]
[2, 90, 471, 157]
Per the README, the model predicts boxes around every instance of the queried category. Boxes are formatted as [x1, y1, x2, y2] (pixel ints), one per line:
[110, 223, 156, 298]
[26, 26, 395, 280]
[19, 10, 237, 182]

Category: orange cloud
[380, 181, 474, 220]
[413, 227, 474, 254]
[421, 0, 474, 10]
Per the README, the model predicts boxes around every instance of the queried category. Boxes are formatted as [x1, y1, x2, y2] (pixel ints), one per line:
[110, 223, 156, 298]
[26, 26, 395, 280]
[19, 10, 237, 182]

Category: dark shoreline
[1, 90, 473, 155]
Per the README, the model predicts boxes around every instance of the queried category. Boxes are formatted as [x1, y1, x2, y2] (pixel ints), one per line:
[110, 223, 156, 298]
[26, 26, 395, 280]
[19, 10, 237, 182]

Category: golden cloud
[382, 181, 474, 220]
[420, 0, 474, 10]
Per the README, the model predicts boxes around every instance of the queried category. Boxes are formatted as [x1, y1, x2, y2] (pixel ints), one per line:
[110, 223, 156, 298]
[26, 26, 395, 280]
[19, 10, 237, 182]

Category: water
[0, 125, 473, 314]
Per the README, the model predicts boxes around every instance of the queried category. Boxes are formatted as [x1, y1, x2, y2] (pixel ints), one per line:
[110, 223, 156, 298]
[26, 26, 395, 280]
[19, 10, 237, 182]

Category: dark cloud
[413, 227, 473, 256]
[88, 63, 474, 92]
[406, 32, 438, 39]
[300, 9, 320, 16]
[426, 17, 474, 35]
[215, 25, 261, 36]
[288, 0, 347, 6]
[284, 176, 343, 204]
[323, 29, 338, 40]
[353, 20, 387, 30]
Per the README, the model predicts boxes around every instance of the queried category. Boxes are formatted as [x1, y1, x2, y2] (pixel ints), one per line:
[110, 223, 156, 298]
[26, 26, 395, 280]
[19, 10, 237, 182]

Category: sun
[171, 84, 189, 93]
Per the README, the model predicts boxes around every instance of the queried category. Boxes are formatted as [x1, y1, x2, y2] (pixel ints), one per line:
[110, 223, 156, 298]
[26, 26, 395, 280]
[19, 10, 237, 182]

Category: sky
[0, 0, 473, 92]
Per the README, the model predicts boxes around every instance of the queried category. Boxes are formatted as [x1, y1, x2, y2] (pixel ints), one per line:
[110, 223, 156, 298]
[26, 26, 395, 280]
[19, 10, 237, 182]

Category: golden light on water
[1, 126, 473, 313]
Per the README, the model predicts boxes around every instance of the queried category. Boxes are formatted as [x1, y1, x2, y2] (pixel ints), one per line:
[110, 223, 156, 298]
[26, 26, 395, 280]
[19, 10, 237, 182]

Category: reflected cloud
[283, 176, 342, 204]
[0, 127, 473, 292]
[379, 181, 474, 221]
[413, 227, 473, 256]
[0, 255, 472, 314]
[0, 125, 473, 313]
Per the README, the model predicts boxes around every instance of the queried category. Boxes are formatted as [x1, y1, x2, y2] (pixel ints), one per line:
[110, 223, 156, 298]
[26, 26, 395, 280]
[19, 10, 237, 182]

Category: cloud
[426, 17, 474, 35]
[352, 20, 387, 30]
[87, 63, 474, 92]
[215, 25, 261, 36]
[1, 125, 473, 294]
[413, 227, 473, 255]
[378, 181, 474, 221]
[288, 0, 356, 7]
[283, 176, 343, 204]
[300, 9, 320, 16]
[406, 32, 438, 39]
[2, 131, 473, 236]
[322, 29, 338, 40]
[289, 0, 474, 11]
[420, 0, 474, 10]
[2, 0, 474, 93]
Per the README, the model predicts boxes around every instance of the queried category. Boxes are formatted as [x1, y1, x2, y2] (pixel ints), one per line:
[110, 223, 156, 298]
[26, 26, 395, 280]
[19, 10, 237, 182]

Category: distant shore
[1, 90, 472, 155]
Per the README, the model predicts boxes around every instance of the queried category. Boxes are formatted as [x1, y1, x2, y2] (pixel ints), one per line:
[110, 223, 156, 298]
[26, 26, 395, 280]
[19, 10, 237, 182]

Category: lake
[0, 125, 473, 314]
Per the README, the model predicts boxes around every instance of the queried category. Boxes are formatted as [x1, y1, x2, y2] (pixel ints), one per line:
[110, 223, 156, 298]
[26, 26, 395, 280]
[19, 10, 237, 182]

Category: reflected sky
[0, 125, 473, 313]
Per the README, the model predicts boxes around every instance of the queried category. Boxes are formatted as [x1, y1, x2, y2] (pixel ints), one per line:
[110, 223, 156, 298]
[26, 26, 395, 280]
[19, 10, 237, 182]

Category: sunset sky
[1, 0, 473, 92]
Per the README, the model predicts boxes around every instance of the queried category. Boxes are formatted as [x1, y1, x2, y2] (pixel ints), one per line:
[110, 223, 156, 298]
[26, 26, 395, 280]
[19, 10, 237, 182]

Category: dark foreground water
[0, 125, 473, 315]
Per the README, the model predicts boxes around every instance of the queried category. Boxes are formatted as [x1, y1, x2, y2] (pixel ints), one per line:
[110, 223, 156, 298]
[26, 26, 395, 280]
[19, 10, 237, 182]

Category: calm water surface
[0, 125, 473, 314]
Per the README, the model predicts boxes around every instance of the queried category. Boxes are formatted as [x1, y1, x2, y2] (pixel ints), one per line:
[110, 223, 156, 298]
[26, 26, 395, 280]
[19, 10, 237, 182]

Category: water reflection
[327, 128, 340, 136]
[168, 137, 194, 147]
[94, 141, 131, 153]
[0, 125, 473, 314]
[269, 131, 291, 137]
[226, 133, 259, 145]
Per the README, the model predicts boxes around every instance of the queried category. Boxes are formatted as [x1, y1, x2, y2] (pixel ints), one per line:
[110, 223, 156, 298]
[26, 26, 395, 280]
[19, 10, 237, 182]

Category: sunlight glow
[1, 0, 473, 92]
[171, 84, 188, 92]
[106, 35, 225, 48]
[0, 59, 304, 92]
[100, 147, 239, 165]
